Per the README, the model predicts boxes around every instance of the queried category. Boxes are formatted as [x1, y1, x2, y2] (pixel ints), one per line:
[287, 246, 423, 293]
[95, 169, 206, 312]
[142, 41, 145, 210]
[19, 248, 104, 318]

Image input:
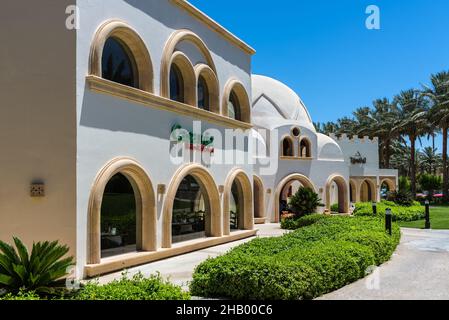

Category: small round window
[291, 127, 301, 137]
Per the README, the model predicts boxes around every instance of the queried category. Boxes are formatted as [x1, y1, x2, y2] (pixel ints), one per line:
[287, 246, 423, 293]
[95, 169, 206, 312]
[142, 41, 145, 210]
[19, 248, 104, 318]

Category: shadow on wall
[123, 0, 251, 73]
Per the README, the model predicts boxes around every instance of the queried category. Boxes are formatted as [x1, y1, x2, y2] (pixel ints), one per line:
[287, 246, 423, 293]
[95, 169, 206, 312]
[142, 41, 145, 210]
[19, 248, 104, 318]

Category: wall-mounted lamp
[157, 184, 166, 195]
[30, 183, 45, 197]
[218, 185, 225, 194]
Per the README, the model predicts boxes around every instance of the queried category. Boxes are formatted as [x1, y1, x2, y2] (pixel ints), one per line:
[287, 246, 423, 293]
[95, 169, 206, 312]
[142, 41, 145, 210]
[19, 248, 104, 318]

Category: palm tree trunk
[410, 136, 416, 198]
[443, 126, 448, 203]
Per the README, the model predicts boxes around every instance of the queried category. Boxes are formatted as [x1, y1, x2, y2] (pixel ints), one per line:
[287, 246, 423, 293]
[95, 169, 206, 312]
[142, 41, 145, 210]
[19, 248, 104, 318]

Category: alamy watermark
[366, 5, 381, 30]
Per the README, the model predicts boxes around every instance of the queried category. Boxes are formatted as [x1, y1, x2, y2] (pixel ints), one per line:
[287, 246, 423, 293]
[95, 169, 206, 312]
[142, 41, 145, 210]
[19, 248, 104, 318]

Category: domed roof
[317, 133, 344, 161]
[251, 75, 313, 127]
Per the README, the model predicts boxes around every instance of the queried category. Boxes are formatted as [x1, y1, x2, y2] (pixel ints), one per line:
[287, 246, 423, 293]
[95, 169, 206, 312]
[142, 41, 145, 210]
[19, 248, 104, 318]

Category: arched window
[101, 173, 137, 258]
[172, 175, 208, 243]
[282, 137, 294, 157]
[300, 138, 312, 158]
[228, 91, 242, 121]
[102, 37, 137, 88]
[170, 64, 185, 103]
[197, 75, 209, 111]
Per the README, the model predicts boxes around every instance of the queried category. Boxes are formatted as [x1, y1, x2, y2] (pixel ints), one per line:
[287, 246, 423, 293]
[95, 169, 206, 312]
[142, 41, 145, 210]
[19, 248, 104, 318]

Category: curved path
[319, 228, 449, 300]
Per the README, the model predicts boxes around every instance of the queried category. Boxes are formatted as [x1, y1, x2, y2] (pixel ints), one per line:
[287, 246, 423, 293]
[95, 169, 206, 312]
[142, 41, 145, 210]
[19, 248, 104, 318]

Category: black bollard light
[372, 202, 377, 216]
[425, 200, 431, 230]
[385, 208, 392, 235]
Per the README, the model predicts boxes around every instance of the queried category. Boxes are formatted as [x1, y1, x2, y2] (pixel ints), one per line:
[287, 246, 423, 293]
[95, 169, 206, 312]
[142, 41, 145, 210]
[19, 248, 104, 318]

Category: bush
[0, 237, 74, 296]
[0, 289, 41, 300]
[281, 214, 327, 230]
[354, 201, 424, 222]
[330, 204, 339, 213]
[288, 187, 323, 218]
[190, 216, 400, 300]
[387, 189, 415, 206]
[73, 272, 190, 300]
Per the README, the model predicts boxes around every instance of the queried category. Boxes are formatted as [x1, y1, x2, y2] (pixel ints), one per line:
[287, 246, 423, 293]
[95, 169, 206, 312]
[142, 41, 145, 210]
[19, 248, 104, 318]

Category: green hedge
[281, 214, 327, 230]
[354, 201, 424, 222]
[1, 273, 190, 301]
[190, 215, 400, 300]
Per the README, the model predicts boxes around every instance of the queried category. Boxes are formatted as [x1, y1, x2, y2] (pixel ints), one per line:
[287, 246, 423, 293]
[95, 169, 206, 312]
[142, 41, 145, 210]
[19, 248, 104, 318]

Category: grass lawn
[399, 206, 449, 230]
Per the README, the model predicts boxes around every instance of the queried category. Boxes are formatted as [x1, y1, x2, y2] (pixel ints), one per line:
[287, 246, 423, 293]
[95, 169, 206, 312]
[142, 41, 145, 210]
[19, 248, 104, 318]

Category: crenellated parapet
[329, 133, 379, 145]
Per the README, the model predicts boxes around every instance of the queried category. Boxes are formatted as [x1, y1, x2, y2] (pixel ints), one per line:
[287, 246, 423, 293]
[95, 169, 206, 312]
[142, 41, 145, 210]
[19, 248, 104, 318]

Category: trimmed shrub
[0, 289, 41, 300]
[73, 272, 190, 300]
[288, 187, 323, 217]
[354, 201, 424, 222]
[190, 216, 400, 300]
[281, 214, 327, 230]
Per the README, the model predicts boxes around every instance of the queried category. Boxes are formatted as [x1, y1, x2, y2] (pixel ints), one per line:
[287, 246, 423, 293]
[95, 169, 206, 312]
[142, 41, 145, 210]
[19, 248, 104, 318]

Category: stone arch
[360, 179, 377, 202]
[222, 78, 251, 123]
[89, 20, 154, 92]
[195, 64, 219, 113]
[87, 157, 156, 265]
[380, 178, 396, 192]
[325, 175, 350, 213]
[161, 29, 216, 98]
[281, 135, 295, 157]
[162, 164, 221, 248]
[253, 175, 266, 223]
[223, 169, 254, 235]
[168, 51, 196, 105]
[274, 174, 317, 223]
[349, 179, 358, 203]
[299, 137, 312, 158]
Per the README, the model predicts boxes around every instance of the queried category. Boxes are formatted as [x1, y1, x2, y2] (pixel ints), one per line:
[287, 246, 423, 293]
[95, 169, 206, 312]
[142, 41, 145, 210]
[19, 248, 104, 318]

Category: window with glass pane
[172, 175, 207, 243]
[228, 91, 241, 121]
[197, 76, 209, 111]
[101, 173, 137, 258]
[170, 64, 185, 103]
[102, 37, 137, 88]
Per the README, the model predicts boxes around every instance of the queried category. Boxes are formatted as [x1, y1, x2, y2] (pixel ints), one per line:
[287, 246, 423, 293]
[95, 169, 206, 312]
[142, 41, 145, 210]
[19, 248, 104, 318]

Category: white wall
[76, 0, 253, 277]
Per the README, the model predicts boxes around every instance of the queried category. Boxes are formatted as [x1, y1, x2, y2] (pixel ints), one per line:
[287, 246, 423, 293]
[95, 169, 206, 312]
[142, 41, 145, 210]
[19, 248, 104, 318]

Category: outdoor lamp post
[372, 202, 377, 215]
[385, 208, 392, 235]
[425, 200, 431, 230]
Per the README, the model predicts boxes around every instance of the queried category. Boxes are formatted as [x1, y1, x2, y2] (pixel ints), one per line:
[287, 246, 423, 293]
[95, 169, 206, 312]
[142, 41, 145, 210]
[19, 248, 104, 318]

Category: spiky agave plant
[0, 237, 74, 295]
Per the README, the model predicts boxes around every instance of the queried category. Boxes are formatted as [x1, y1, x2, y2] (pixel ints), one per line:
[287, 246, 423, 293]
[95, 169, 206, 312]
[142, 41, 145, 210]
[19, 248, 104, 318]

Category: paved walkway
[97, 224, 287, 289]
[319, 228, 449, 300]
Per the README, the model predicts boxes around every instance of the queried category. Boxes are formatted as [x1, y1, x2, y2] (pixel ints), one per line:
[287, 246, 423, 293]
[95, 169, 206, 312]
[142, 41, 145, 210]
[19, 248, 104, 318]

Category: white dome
[317, 133, 344, 161]
[251, 75, 313, 127]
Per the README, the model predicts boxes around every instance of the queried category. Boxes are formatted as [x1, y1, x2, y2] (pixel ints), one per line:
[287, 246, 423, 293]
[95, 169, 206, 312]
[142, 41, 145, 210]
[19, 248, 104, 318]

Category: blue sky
[189, 0, 449, 151]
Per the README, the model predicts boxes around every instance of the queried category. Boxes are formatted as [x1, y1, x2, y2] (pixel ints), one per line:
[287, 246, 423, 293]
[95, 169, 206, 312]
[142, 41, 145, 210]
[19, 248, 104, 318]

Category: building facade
[0, 0, 397, 279]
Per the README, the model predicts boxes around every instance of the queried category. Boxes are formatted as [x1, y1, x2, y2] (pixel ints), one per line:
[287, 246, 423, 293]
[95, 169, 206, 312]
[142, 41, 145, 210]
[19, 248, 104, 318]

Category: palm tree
[423, 71, 449, 202]
[420, 146, 442, 175]
[394, 89, 429, 197]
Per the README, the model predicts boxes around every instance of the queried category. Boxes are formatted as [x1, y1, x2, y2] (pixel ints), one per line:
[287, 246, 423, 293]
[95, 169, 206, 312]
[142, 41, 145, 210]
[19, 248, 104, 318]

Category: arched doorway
[253, 175, 266, 224]
[325, 175, 350, 214]
[380, 178, 396, 199]
[274, 174, 316, 223]
[162, 164, 221, 248]
[349, 179, 357, 203]
[87, 157, 156, 265]
[360, 179, 376, 202]
[223, 169, 253, 235]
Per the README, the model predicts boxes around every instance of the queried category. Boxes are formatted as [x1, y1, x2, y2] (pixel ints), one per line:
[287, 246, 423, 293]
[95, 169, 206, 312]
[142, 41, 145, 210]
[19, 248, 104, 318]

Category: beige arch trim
[274, 173, 317, 223]
[169, 51, 196, 106]
[195, 64, 220, 114]
[253, 175, 266, 220]
[89, 20, 154, 93]
[349, 179, 358, 202]
[162, 164, 221, 248]
[380, 178, 396, 192]
[223, 168, 254, 235]
[222, 78, 251, 123]
[281, 135, 295, 157]
[87, 157, 157, 265]
[161, 29, 216, 98]
[299, 136, 312, 158]
[359, 178, 377, 202]
[325, 175, 350, 213]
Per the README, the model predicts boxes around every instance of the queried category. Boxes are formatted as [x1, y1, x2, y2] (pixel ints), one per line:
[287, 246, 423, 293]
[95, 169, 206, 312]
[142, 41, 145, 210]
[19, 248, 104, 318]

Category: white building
[0, 0, 397, 279]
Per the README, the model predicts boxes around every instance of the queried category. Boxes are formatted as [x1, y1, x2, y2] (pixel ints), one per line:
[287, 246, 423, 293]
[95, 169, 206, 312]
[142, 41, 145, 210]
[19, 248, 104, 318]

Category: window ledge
[86, 75, 253, 130]
[84, 229, 257, 278]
